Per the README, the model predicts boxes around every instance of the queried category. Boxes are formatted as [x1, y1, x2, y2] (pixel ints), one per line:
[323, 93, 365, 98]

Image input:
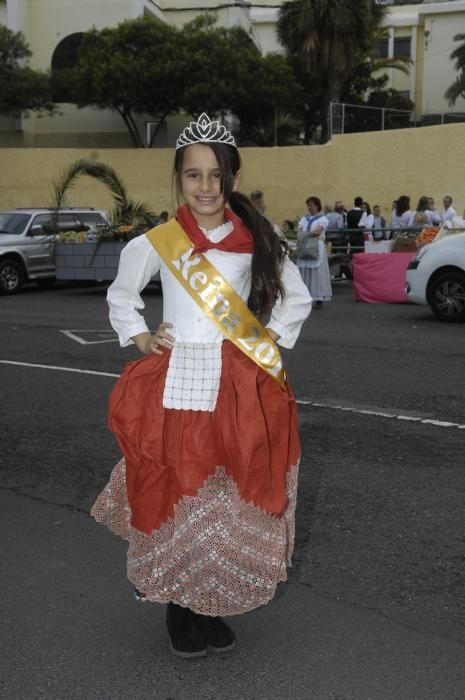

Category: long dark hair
[396, 195, 410, 217]
[416, 196, 429, 212]
[174, 142, 285, 318]
[363, 201, 372, 215]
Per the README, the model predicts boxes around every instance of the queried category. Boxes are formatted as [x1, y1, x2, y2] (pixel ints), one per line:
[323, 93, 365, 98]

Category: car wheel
[429, 271, 465, 322]
[0, 258, 24, 295]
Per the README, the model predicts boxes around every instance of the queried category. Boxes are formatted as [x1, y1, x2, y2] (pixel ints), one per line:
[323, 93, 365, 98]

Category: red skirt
[108, 341, 301, 534]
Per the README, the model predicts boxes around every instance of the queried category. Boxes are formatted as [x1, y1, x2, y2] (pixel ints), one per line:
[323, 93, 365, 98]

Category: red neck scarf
[175, 203, 254, 255]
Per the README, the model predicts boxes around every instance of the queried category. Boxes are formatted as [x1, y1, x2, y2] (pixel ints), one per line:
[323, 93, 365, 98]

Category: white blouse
[390, 210, 412, 229]
[107, 222, 312, 411]
[358, 212, 374, 229]
[442, 206, 457, 223]
[407, 209, 440, 228]
[297, 214, 329, 241]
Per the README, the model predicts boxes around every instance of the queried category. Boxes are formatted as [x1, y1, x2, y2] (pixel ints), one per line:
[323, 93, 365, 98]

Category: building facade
[249, 0, 465, 117]
[1, 0, 464, 146]
[0, 0, 255, 146]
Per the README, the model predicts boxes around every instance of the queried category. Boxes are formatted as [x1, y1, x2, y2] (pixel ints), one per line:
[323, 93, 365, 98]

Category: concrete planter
[55, 241, 126, 280]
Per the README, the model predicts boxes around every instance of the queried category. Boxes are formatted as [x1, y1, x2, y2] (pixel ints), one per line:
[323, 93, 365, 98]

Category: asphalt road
[1, 279, 465, 700]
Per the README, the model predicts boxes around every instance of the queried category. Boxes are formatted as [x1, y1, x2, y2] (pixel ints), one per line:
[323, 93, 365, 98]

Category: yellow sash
[146, 219, 287, 389]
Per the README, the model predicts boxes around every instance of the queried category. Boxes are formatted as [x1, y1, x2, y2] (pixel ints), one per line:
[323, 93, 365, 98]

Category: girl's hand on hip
[147, 322, 175, 355]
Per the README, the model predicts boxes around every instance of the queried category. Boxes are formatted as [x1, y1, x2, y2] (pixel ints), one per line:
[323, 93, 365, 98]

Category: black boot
[166, 602, 207, 659]
[194, 614, 236, 654]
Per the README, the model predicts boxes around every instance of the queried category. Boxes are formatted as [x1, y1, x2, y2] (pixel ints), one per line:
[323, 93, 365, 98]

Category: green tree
[180, 17, 300, 145]
[53, 17, 183, 147]
[341, 64, 414, 133]
[445, 33, 465, 106]
[58, 14, 298, 148]
[0, 24, 55, 116]
[277, 0, 387, 143]
[231, 52, 302, 146]
[335, 36, 413, 135]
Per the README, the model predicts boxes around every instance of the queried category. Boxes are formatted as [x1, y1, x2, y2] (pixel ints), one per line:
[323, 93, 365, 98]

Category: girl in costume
[91, 114, 312, 658]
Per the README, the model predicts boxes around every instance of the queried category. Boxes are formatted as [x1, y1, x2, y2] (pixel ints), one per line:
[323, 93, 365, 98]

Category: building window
[51, 33, 84, 102]
[375, 38, 389, 59]
[51, 33, 84, 71]
[393, 36, 411, 58]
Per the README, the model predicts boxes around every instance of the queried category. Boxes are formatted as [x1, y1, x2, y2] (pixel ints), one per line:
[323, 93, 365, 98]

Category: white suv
[405, 232, 465, 322]
[0, 208, 108, 294]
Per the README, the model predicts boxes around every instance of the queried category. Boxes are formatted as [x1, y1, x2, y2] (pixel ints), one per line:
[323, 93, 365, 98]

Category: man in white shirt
[441, 195, 457, 224]
[427, 197, 442, 225]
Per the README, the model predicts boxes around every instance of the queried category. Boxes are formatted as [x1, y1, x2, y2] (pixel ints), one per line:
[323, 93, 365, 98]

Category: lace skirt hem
[91, 459, 299, 616]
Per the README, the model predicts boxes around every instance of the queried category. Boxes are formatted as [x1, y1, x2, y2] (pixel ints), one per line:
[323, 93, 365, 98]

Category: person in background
[391, 195, 412, 230]
[326, 201, 347, 230]
[346, 196, 364, 229]
[281, 219, 295, 235]
[250, 190, 266, 215]
[297, 196, 332, 308]
[281, 219, 296, 253]
[408, 196, 439, 228]
[358, 202, 374, 230]
[441, 195, 457, 224]
[427, 198, 442, 225]
[372, 205, 386, 240]
[250, 189, 283, 237]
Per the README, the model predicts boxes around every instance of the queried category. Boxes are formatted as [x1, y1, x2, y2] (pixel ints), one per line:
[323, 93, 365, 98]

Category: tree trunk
[319, 93, 330, 144]
[148, 109, 171, 148]
[320, 75, 343, 144]
[117, 107, 144, 148]
[303, 113, 313, 144]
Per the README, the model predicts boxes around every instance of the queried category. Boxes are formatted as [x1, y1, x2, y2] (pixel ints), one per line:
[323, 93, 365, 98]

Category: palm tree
[369, 27, 411, 77]
[52, 159, 156, 225]
[445, 33, 465, 106]
[277, 0, 387, 142]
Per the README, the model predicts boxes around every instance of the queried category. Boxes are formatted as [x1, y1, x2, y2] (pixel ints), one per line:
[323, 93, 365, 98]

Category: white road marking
[0, 360, 119, 378]
[291, 398, 465, 430]
[1, 359, 464, 430]
[60, 329, 118, 345]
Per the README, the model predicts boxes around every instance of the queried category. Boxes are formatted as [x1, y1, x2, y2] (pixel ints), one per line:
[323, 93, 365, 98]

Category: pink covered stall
[352, 252, 416, 304]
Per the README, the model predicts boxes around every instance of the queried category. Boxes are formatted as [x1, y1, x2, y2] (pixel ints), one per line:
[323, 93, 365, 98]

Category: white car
[405, 232, 465, 322]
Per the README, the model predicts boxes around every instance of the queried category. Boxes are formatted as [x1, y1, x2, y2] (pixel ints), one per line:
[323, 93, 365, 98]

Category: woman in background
[390, 195, 412, 230]
[297, 196, 332, 309]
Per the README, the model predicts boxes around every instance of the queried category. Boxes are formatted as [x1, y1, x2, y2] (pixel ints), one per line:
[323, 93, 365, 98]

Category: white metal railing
[329, 101, 465, 139]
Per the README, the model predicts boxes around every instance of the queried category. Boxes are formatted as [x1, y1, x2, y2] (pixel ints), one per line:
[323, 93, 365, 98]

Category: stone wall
[1, 123, 464, 225]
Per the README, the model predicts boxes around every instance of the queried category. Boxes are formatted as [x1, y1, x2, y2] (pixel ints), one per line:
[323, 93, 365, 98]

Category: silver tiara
[176, 113, 236, 150]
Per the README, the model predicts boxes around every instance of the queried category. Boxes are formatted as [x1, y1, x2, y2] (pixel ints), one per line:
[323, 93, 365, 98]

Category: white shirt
[326, 211, 345, 230]
[442, 206, 457, 223]
[108, 222, 312, 351]
[297, 214, 329, 241]
[390, 210, 412, 229]
[107, 222, 311, 411]
[358, 212, 374, 229]
[296, 214, 329, 271]
[407, 209, 441, 228]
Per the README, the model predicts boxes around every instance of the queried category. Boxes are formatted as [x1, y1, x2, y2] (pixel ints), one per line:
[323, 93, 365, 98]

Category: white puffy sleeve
[107, 235, 161, 347]
[266, 256, 312, 349]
